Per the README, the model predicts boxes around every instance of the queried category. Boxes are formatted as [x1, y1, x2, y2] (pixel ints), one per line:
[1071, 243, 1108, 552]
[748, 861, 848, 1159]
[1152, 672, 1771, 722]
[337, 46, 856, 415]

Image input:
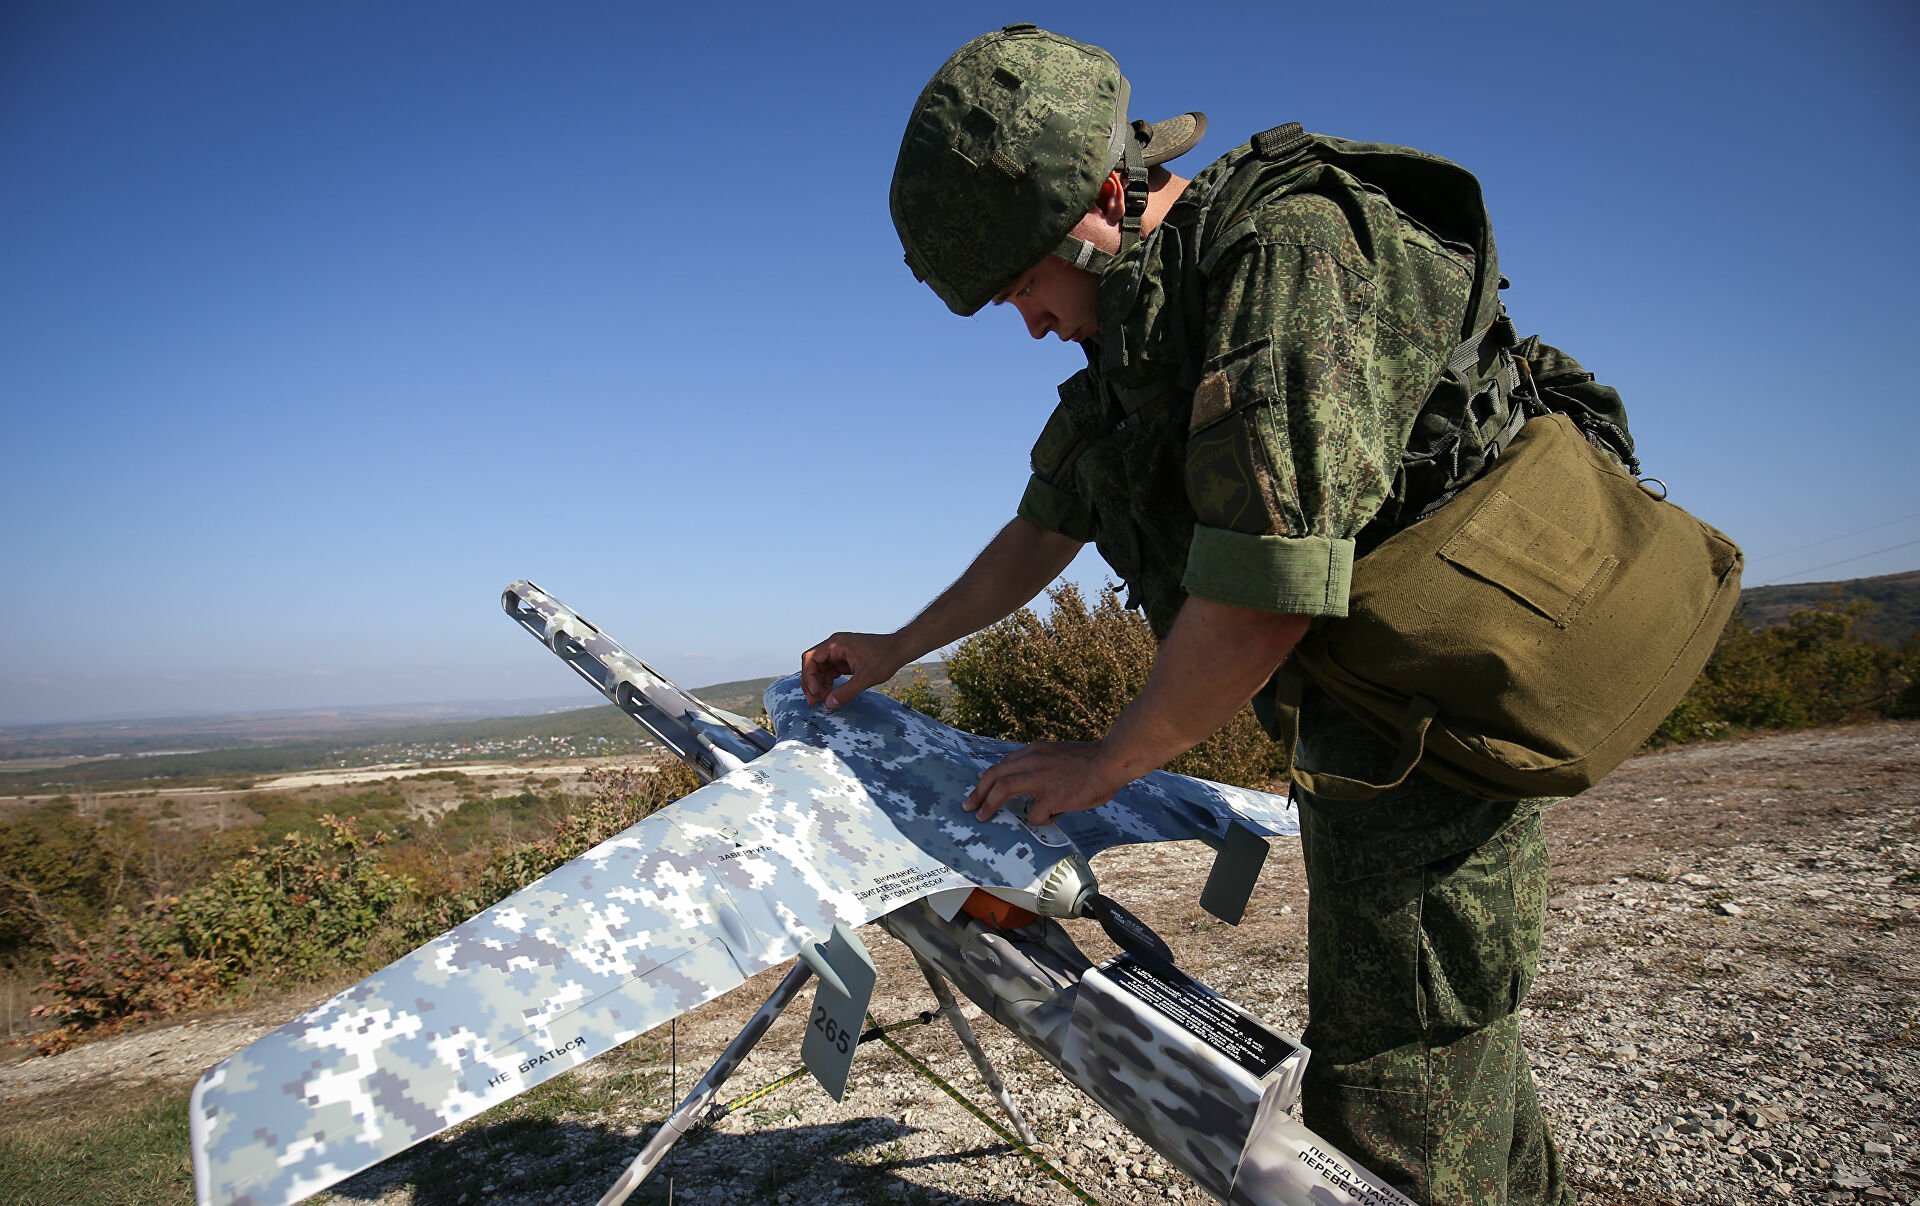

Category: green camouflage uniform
[1015, 131, 1578, 1204]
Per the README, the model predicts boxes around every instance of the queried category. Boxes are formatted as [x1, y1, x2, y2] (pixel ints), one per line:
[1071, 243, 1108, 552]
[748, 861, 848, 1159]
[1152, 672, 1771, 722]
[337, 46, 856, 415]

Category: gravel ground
[4, 722, 1915, 1204]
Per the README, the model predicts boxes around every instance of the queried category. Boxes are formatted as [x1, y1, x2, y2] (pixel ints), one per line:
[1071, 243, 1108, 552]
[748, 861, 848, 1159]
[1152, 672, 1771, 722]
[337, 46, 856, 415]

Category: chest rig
[1051, 124, 1539, 636]
[1044, 124, 1643, 629]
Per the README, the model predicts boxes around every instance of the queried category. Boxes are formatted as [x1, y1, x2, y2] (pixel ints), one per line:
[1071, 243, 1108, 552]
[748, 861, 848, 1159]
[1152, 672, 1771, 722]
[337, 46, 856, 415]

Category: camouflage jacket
[1016, 129, 1521, 638]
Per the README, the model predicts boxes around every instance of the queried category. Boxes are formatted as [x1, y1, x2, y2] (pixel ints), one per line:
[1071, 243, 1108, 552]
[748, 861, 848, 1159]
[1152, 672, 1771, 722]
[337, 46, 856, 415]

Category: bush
[944, 582, 1284, 790]
[27, 763, 706, 1049]
[163, 814, 412, 982]
[1895, 638, 1920, 720]
[0, 802, 153, 965]
[31, 922, 220, 1052]
[1653, 601, 1917, 744]
[30, 814, 409, 1049]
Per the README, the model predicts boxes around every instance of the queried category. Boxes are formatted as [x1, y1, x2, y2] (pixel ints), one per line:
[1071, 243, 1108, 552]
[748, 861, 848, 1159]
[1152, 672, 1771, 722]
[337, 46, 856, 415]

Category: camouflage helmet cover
[890, 25, 1132, 316]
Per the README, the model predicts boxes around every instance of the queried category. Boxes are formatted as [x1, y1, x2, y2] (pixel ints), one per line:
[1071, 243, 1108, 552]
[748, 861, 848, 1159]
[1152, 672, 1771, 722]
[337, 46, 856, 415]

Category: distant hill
[0, 705, 662, 793]
[0, 697, 590, 762]
[1740, 569, 1920, 646]
[0, 663, 951, 794]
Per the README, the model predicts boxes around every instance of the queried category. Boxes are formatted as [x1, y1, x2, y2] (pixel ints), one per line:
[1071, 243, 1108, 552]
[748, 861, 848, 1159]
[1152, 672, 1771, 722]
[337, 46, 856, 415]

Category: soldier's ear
[1090, 170, 1126, 222]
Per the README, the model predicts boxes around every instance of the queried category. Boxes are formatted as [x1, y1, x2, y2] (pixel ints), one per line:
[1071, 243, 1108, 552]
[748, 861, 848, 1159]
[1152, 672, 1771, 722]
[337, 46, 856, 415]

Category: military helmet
[890, 25, 1204, 316]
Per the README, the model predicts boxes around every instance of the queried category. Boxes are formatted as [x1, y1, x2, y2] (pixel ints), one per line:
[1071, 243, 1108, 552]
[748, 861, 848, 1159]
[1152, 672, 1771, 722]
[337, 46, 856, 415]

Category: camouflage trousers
[1293, 691, 1572, 1205]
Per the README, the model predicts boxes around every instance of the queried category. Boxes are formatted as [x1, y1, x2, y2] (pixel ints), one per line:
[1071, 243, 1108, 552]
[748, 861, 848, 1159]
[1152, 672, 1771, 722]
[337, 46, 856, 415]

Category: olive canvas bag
[1275, 412, 1744, 802]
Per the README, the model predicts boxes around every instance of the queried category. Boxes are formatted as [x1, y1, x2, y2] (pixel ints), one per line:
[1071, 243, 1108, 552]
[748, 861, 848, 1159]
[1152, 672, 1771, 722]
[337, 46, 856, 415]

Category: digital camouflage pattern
[510, 581, 1300, 868]
[763, 676, 1300, 870]
[1066, 958, 1309, 1199]
[891, 24, 1127, 316]
[190, 737, 972, 1206]
[881, 901, 1273, 1201]
[190, 587, 1300, 1206]
[1007, 127, 1581, 1200]
[1294, 687, 1570, 1204]
[881, 902, 1414, 1205]
[504, 583, 774, 780]
[1018, 132, 1522, 630]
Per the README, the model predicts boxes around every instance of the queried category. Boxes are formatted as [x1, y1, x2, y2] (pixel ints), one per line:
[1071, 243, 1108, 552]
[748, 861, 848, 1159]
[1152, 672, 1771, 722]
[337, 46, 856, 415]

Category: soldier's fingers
[994, 743, 1033, 768]
[802, 637, 858, 704]
[799, 649, 832, 702]
[967, 745, 1047, 815]
[973, 770, 1038, 823]
[825, 662, 867, 709]
[963, 760, 1007, 814]
[824, 669, 872, 710]
[962, 775, 989, 812]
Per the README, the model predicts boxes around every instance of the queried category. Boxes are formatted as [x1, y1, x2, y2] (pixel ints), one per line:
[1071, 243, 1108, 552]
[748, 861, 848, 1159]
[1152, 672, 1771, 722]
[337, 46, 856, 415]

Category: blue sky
[3, 1, 1915, 725]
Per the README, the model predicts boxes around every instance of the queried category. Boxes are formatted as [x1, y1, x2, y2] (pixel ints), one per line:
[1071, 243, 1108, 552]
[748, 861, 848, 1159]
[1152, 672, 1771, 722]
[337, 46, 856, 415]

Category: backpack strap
[1269, 663, 1434, 803]
[1409, 309, 1533, 522]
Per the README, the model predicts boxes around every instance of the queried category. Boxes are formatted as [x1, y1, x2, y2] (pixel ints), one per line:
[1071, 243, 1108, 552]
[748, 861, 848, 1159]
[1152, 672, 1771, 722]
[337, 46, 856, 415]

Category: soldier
[802, 24, 1610, 1204]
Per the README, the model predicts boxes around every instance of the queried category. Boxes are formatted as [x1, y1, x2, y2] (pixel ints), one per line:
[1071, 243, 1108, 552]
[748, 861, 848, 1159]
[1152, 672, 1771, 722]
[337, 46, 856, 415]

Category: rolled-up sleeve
[1181, 192, 1409, 619]
[1186, 527, 1353, 616]
[1017, 472, 1095, 542]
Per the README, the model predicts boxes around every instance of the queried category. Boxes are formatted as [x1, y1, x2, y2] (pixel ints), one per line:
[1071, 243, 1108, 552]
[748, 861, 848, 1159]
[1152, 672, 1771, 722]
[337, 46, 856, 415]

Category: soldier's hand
[800, 632, 904, 709]
[965, 740, 1129, 826]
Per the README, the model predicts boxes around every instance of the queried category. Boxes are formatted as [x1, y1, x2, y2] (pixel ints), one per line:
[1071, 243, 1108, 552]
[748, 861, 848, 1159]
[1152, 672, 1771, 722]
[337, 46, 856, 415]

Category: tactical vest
[1041, 125, 1636, 638]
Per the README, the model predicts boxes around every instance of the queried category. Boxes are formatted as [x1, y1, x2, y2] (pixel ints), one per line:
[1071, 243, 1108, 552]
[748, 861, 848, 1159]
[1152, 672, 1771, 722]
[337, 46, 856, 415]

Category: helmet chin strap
[1038, 97, 1154, 367]
[1117, 116, 1149, 257]
[1099, 119, 1153, 369]
[1052, 230, 1115, 275]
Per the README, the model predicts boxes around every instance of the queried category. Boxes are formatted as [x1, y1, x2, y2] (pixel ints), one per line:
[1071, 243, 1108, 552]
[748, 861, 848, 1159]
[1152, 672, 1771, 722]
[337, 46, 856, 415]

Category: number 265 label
[810, 1004, 852, 1054]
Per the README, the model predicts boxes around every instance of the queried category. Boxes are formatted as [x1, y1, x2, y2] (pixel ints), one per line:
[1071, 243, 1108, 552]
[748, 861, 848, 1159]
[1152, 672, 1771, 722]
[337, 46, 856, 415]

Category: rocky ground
[3, 722, 1915, 1205]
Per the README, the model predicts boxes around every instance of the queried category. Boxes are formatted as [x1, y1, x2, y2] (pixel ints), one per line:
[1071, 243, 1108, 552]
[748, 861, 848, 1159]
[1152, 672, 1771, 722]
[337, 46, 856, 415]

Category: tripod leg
[597, 961, 814, 1206]
[909, 951, 1039, 1147]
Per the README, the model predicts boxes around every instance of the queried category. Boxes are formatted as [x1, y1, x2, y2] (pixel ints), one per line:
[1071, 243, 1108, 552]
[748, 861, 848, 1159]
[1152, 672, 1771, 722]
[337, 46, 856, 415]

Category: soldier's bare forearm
[893, 518, 1082, 661]
[1096, 597, 1307, 784]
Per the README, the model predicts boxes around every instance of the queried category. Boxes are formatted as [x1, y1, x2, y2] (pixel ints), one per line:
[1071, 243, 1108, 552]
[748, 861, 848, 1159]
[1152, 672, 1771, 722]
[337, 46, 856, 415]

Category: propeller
[1032, 852, 1179, 980]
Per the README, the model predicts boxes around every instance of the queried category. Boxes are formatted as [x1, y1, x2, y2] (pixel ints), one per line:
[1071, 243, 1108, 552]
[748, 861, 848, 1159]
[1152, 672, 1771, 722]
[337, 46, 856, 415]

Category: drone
[188, 581, 1412, 1205]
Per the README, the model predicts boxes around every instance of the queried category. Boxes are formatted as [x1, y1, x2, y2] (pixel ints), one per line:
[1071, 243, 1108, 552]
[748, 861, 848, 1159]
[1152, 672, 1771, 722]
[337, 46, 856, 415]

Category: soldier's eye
[995, 277, 1036, 305]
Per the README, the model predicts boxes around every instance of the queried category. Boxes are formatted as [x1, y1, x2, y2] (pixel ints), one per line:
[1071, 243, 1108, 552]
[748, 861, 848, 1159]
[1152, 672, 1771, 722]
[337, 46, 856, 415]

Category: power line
[1754, 537, 1920, 587]
[1746, 511, 1920, 562]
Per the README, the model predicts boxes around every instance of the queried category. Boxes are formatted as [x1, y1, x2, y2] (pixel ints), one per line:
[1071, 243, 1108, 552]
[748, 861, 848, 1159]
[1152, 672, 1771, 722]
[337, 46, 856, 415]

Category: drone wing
[192, 740, 983, 1206]
[763, 674, 1299, 859]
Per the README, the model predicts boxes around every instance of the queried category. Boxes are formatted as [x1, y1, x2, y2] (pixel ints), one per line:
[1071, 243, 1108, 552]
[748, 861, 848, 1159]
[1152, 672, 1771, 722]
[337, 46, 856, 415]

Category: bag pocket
[1437, 489, 1618, 629]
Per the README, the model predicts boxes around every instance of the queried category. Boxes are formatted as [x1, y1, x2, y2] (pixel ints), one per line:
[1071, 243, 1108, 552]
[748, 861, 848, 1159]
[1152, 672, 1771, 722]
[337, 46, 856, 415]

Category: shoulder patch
[1030, 401, 1086, 482]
